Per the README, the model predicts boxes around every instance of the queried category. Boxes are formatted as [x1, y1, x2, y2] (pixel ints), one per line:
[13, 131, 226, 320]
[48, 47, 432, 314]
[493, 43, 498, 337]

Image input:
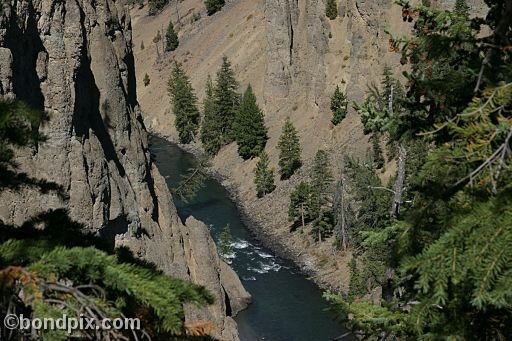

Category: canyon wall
[130, 0, 487, 290]
[0, 1, 249, 340]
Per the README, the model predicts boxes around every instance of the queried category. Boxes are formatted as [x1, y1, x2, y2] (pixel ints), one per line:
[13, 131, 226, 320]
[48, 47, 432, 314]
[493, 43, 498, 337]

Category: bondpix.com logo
[3, 313, 141, 335]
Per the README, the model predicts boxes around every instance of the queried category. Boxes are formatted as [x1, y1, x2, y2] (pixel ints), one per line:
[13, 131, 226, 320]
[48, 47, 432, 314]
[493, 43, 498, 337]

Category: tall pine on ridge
[168, 62, 200, 144]
[214, 56, 239, 146]
[234, 84, 268, 159]
[200, 75, 222, 155]
[277, 117, 302, 179]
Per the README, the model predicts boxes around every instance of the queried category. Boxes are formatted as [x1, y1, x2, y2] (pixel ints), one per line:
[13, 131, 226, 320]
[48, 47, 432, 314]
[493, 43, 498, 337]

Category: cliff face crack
[288, 2, 294, 65]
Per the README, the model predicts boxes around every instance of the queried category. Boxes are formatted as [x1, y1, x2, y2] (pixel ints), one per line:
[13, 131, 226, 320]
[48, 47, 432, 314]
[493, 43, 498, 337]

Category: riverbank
[150, 136, 352, 340]
[149, 131, 351, 293]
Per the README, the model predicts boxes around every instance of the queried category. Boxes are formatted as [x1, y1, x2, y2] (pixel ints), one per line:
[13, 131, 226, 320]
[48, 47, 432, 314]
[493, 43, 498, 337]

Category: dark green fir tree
[330, 85, 348, 125]
[205, 0, 225, 16]
[165, 20, 179, 52]
[214, 56, 239, 145]
[168, 62, 200, 144]
[326, 0, 338, 20]
[200, 75, 223, 155]
[254, 151, 275, 197]
[289, 181, 314, 228]
[234, 84, 268, 159]
[277, 118, 302, 179]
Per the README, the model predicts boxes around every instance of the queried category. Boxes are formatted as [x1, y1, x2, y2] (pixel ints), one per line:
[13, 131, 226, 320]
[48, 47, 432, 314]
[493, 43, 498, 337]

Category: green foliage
[330, 85, 348, 125]
[325, 0, 338, 20]
[148, 0, 169, 15]
[214, 56, 239, 145]
[454, 0, 470, 17]
[200, 75, 223, 155]
[143, 73, 150, 87]
[165, 20, 179, 52]
[371, 133, 385, 169]
[277, 118, 302, 179]
[310, 150, 334, 240]
[328, 1, 512, 339]
[173, 157, 210, 203]
[204, 0, 225, 16]
[234, 85, 268, 159]
[218, 224, 234, 260]
[288, 181, 315, 227]
[254, 151, 275, 197]
[168, 62, 201, 144]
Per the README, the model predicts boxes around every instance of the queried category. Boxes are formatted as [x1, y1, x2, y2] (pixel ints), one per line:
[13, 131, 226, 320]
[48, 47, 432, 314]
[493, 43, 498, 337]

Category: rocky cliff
[0, 1, 250, 340]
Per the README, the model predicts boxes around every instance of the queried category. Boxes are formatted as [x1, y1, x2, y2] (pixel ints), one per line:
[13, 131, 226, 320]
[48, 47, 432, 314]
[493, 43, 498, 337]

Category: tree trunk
[390, 143, 407, 219]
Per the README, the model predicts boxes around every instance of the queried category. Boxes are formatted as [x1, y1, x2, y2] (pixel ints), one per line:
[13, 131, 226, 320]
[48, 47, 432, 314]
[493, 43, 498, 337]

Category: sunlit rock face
[0, 1, 249, 339]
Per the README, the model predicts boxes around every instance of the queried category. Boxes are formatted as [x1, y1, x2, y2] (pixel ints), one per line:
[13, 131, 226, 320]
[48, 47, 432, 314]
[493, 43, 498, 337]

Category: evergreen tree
[205, 0, 225, 16]
[277, 118, 302, 179]
[327, 1, 512, 339]
[214, 56, 239, 145]
[371, 133, 384, 169]
[165, 20, 179, 52]
[288, 181, 314, 228]
[254, 151, 275, 197]
[148, 0, 169, 15]
[325, 0, 338, 20]
[234, 84, 268, 159]
[143, 73, 150, 87]
[310, 150, 334, 240]
[330, 85, 348, 125]
[168, 62, 200, 144]
[173, 157, 209, 203]
[454, 0, 470, 17]
[218, 224, 234, 261]
[200, 75, 223, 155]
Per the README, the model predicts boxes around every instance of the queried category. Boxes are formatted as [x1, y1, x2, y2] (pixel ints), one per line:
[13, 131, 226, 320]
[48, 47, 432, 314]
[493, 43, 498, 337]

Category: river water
[150, 136, 350, 341]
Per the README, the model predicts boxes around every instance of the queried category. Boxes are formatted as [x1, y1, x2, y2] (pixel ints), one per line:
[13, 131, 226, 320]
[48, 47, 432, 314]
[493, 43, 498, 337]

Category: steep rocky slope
[0, 1, 249, 340]
[131, 0, 487, 290]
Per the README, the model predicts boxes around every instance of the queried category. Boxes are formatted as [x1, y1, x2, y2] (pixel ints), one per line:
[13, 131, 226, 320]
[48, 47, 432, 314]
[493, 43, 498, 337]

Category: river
[150, 136, 351, 341]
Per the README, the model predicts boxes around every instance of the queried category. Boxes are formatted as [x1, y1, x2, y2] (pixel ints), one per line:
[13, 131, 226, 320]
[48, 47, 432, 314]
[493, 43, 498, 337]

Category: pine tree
[234, 84, 268, 159]
[288, 181, 314, 228]
[371, 133, 384, 169]
[330, 85, 348, 125]
[310, 150, 334, 240]
[327, 1, 512, 339]
[254, 151, 275, 197]
[200, 75, 223, 155]
[214, 56, 239, 145]
[325, 0, 338, 20]
[205, 0, 225, 16]
[165, 20, 179, 52]
[454, 0, 470, 17]
[148, 0, 169, 15]
[143, 73, 150, 87]
[168, 62, 200, 144]
[277, 118, 302, 179]
[218, 224, 234, 260]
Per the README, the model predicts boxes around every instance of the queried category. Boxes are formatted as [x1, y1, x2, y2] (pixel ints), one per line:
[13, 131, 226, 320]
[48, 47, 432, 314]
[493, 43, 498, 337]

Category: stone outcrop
[0, 1, 250, 340]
